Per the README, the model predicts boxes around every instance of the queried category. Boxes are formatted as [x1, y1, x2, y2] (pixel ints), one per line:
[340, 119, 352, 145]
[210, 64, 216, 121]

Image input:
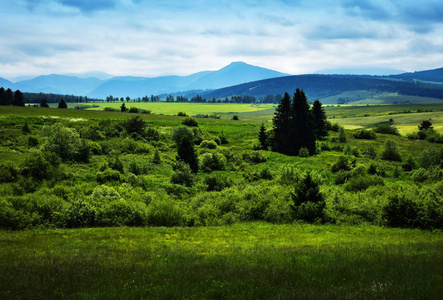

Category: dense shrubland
[0, 104, 442, 230]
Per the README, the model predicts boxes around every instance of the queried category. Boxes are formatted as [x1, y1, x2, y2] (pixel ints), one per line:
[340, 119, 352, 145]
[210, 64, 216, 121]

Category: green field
[1, 102, 443, 299]
[1, 223, 442, 299]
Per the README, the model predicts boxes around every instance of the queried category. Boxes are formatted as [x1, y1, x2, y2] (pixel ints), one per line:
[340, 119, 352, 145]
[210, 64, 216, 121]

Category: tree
[381, 139, 402, 162]
[13, 90, 25, 106]
[291, 173, 325, 223]
[124, 116, 146, 135]
[311, 99, 328, 140]
[176, 134, 198, 173]
[58, 98, 67, 109]
[5, 88, 14, 106]
[0, 87, 8, 106]
[418, 120, 433, 131]
[258, 122, 268, 150]
[291, 89, 315, 155]
[126, 96, 130, 102]
[40, 98, 49, 107]
[120, 103, 127, 112]
[271, 92, 292, 154]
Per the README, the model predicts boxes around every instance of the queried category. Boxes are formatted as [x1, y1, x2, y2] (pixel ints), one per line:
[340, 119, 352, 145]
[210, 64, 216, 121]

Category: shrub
[374, 124, 400, 135]
[107, 156, 124, 173]
[177, 112, 187, 117]
[63, 198, 97, 228]
[364, 146, 377, 159]
[331, 156, 351, 173]
[279, 165, 299, 185]
[299, 147, 309, 157]
[27, 136, 39, 147]
[199, 152, 227, 173]
[344, 145, 361, 157]
[344, 175, 384, 192]
[44, 123, 81, 161]
[152, 148, 161, 164]
[418, 120, 433, 131]
[353, 129, 376, 139]
[200, 140, 218, 149]
[96, 169, 121, 183]
[219, 132, 228, 144]
[146, 198, 184, 226]
[242, 151, 267, 164]
[384, 195, 419, 228]
[381, 139, 402, 162]
[145, 127, 160, 141]
[124, 116, 146, 134]
[21, 151, 53, 181]
[334, 170, 351, 184]
[182, 117, 198, 127]
[171, 161, 196, 187]
[419, 147, 443, 168]
[172, 126, 194, 144]
[330, 123, 341, 132]
[203, 174, 233, 191]
[232, 115, 239, 120]
[0, 162, 20, 183]
[402, 155, 417, 171]
[338, 127, 347, 142]
[22, 121, 31, 134]
[128, 107, 139, 113]
[291, 173, 325, 223]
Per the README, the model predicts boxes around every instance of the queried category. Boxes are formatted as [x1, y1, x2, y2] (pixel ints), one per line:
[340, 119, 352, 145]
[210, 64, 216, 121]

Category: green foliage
[172, 126, 194, 144]
[176, 134, 199, 173]
[312, 99, 328, 139]
[258, 122, 268, 150]
[21, 120, 31, 134]
[199, 152, 227, 173]
[182, 117, 198, 127]
[232, 115, 239, 120]
[97, 169, 121, 183]
[128, 107, 139, 113]
[374, 124, 400, 135]
[203, 174, 233, 191]
[402, 155, 417, 171]
[419, 147, 443, 168]
[146, 198, 184, 226]
[58, 98, 67, 109]
[384, 195, 419, 228]
[344, 175, 384, 192]
[353, 129, 376, 139]
[177, 111, 187, 117]
[0, 162, 20, 183]
[242, 151, 267, 164]
[171, 160, 195, 187]
[124, 116, 146, 135]
[338, 127, 347, 142]
[44, 123, 83, 161]
[298, 147, 309, 157]
[153, 148, 161, 164]
[331, 156, 351, 173]
[200, 140, 218, 149]
[291, 173, 325, 223]
[418, 120, 433, 131]
[381, 139, 402, 162]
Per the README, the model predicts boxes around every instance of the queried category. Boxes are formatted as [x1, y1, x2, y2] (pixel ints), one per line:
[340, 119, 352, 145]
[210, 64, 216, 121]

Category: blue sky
[1, 0, 443, 79]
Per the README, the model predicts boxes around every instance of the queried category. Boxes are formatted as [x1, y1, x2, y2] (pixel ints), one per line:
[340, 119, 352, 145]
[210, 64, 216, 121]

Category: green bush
[182, 117, 198, 127]
[199, 152, 227, 173]
[203, 174, 233, 191]
[279, 165, 299, 185]
[124, 116, 146, 134]
[21, 151, 54, 181]
[0, 162, 20, 183]
[299, 147, 309, 157]
[374, 124, 400, 135]
[171, 161, 196, 187]
[331, 156, 351, 173]
[384, 195, 419, 228]
[242, 151, 267, 164]
[419, 147, 443, 168]
[146, 198, 184, 226]
[353, 129, 376, 139]
[344, 175, 384, 192]
[27, 136, 38, 147]
[200, 140, 218, 149]
[381, 139, 402, 162]
[97, 169, 121, 183]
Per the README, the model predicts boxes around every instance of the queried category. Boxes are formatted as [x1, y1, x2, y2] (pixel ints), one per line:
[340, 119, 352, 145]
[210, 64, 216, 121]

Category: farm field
[1, 223, 442, 299]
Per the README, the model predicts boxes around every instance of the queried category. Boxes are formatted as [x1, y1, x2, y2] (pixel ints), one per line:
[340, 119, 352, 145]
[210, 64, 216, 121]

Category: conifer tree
[291, 89, 315, 155]
[176, 134, 198, 173]
[258, 122, 268, 150]
[13, 90, 24, 106]
[40, 98, 49, 108]
[271, 92, 292, 155]
[58, 98, 67, 109]
[0, 87, 7, 106]
[311, 99, 328, 140]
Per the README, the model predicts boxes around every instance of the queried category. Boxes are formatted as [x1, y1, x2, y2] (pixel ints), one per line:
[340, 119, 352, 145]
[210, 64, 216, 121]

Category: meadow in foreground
[1, 223, 442, 299]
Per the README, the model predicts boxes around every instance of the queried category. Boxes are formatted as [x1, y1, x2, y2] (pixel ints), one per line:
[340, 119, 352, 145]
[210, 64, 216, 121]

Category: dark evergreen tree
[120, 103, 127, 112]
[58, 98, 67, 108]
[13, 90, 24, 106]
[311, 99, 328, 140]
[271, 92, 292, 155]
[291, 89, 315, 155]
[291, 172, 325, 223]
[0, 87, 7, 106]
[418, 120, 433, 131]
[176, 134, 198, 173]
[258, 122, 268, 150]
[40, 98, 49, 108]
[124, 116, 146, 135]
[5, 88, 14, 106]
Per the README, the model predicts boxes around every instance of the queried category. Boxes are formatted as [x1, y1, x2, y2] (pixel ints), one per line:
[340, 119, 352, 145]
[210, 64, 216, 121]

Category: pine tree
[40, 98, 49, 108]
[13, 90, 24, 106]
[311, 99, 328, 140]
[0, 87, 7, 106]
[176, 134, 198, 173]
[120, 103, 127, 112]
[258, 122, 268, 150]
[58, 98, 67, 109]
[271, 92, 292, 154]
[291, 172, 325, 223]
[291, 89, 315, 155]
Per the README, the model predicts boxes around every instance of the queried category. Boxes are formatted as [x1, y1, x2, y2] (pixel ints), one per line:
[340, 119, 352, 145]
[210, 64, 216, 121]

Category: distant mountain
[316, 67, 405, 76]
[202, 73, 443, 104]
[0, 77, 13, 88]
[390, 67, 443, 83]
[87, 62, 288, 98]
[15, 75, 104, 95]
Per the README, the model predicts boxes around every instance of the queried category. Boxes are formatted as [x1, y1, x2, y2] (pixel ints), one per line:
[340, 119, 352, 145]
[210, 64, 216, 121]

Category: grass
[1, 223, 442, 299]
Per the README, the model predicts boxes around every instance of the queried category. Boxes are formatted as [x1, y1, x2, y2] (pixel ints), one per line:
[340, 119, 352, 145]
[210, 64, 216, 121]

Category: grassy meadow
[1, 102, 443, 298]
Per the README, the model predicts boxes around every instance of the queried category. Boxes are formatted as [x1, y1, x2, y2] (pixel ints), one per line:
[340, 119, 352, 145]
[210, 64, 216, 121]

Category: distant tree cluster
[270, 89, 328, 156]
[12, 90, 97, 104]
[0, 88, 24, 106]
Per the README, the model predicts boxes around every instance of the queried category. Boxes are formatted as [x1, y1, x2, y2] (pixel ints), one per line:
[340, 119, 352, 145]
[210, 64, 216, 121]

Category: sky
[1, 0, 443, 80]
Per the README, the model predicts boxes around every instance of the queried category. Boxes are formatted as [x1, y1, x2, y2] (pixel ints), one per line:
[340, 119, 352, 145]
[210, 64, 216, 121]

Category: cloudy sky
[1, 0, 443, 79]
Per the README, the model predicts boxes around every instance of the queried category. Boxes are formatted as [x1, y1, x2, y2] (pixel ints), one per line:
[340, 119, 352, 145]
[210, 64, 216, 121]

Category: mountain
[15, 75, 104, 95]
[87, 62, 288, 98]
[0, 77, 14, 89]
[202, 73, 443, 104]
[316, 67, 405, 76]
[390, 67, 443, 83]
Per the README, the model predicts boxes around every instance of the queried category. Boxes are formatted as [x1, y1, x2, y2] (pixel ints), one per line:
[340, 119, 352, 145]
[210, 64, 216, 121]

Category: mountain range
[1, 62, 443, 104]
